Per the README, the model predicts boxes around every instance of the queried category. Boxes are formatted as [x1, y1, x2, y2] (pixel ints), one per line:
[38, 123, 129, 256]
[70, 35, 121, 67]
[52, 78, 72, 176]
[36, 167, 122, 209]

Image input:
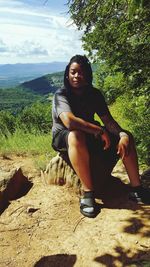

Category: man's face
[68, 62, 87, 89]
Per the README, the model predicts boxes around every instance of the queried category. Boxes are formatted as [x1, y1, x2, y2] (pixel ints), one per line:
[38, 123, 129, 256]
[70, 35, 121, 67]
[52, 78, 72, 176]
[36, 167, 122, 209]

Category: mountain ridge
[0, 71, 64, 112]
[0, 62, 67, 88]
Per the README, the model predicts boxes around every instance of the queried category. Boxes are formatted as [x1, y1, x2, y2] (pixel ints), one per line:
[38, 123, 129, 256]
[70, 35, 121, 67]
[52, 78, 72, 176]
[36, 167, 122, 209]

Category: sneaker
[129, 186, 150, 204]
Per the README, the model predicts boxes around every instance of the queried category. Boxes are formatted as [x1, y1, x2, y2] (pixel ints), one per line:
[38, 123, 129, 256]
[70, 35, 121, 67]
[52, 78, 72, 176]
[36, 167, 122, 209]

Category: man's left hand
[117, 136, 130, 159]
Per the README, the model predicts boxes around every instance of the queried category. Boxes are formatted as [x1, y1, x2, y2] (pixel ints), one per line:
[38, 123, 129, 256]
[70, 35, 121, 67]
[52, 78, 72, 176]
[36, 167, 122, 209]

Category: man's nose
[75, 72, 79, 77]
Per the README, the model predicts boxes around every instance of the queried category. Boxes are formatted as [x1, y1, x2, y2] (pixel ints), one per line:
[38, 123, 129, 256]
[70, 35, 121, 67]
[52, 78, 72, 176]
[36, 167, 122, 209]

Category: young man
[52, 55, 150, 218]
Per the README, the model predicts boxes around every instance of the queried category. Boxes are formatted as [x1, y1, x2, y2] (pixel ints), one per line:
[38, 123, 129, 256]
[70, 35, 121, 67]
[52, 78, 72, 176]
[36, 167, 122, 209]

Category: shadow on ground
[94, 246, 150, 267]
[94, 175, 150, 238]
[95, 175, 131, 208]
[34, 254, 77, 267]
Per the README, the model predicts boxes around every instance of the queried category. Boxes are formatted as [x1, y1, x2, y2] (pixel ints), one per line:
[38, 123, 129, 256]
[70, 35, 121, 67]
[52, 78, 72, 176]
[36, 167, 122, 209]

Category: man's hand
[101, 131, 111, 150]
[95, 130, 110, 150]
[117, 136, 130, 159]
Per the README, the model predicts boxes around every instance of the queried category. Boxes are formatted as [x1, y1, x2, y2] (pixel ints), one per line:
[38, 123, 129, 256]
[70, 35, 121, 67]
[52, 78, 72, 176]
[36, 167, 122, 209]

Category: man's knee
[68, 130, 86, 148]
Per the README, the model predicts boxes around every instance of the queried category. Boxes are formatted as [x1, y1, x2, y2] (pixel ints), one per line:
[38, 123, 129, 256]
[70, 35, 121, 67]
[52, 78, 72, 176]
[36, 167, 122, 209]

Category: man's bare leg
[67, 130, 98, 218]
[122, 136, 141, 187]
[68, 130, 93, 191]
[122, 135, 150, 203]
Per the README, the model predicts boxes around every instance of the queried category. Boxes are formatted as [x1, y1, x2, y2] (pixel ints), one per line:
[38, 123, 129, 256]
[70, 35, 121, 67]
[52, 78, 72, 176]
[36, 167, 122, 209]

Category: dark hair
[64, 55, 93, 88]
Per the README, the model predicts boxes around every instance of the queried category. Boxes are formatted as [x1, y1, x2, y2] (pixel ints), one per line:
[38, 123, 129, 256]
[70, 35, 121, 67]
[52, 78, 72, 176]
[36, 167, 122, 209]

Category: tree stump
[41, 152, 119, 196]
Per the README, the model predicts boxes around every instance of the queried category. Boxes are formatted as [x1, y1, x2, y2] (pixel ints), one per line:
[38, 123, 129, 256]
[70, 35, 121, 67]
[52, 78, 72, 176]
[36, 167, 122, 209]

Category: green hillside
[0, 87, 43, 113]
[0, 71, 64, 113]
[22, 71, 64, 94]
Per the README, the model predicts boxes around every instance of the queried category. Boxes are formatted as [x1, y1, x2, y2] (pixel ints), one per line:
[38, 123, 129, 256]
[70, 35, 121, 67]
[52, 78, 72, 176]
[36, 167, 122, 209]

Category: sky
[0, 0, 85, 64]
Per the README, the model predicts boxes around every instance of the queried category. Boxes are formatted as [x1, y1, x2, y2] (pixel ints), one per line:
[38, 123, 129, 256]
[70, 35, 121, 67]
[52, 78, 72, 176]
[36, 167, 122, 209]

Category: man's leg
[68, 130, 93, 191]
[122, 135, 141, 187]
[122, 134, 150, 203]
[67, 130, 97, 217]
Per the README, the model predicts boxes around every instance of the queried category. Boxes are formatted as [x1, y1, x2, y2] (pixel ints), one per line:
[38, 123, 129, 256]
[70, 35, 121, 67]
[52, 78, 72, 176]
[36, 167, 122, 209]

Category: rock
[41, 152, 118, 196]
[0, 168, 18, 196]
[41, 153, 80, 189]
[0, 168, 33, 213]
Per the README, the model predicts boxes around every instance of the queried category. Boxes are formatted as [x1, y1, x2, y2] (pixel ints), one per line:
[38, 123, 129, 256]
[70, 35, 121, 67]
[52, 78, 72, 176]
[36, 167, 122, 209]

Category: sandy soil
[0, 155, 150, 267]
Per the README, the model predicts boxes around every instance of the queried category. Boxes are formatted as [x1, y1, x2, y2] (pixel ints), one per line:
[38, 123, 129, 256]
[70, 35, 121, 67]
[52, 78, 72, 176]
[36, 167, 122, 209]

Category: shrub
[0, 111, 16, 135]
[111, 94, 150, 165]
[16, 101, 52, 134]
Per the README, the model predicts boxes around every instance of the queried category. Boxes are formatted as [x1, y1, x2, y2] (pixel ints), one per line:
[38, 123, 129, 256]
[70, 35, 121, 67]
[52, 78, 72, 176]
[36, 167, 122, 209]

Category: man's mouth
[73, 80, 80, 83]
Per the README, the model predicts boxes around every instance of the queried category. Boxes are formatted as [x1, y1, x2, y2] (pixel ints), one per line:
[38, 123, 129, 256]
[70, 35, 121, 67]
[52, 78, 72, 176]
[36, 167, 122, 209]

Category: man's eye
[70, 71, 84, 76]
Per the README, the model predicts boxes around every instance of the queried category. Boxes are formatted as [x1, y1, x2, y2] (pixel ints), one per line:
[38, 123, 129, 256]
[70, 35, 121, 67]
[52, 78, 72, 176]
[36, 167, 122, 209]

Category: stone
[0, 168, 33, 213]
[41, 153, 80, 189]
[41, 152, 119, 196]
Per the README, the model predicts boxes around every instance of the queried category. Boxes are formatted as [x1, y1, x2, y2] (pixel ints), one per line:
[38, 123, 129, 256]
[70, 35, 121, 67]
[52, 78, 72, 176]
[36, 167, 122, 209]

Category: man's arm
[59, 111, 104, 135]
[59, 111, 110, 150]
[100, 112, 123, 136]
[100, 112, 130, 158]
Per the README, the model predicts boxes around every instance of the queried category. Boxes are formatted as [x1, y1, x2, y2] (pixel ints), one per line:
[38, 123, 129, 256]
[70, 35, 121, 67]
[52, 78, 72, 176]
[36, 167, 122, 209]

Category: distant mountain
[21, 71, 64, 94]
[0, 62, 67, 88]
[0, 71, 64, 112]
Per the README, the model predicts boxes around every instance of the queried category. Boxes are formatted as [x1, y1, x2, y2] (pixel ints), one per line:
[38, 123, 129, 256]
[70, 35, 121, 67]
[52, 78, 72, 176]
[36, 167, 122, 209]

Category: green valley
[0, 71, 64, 113]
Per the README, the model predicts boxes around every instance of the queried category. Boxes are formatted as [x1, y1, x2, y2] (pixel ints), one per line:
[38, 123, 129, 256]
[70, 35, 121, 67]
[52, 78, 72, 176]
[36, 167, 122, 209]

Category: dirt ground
[0, 155, 150, 267]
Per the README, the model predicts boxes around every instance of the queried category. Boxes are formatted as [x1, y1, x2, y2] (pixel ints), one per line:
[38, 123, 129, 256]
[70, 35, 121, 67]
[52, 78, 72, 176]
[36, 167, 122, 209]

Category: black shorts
[52, 128, 120, 161]
[52, 129, 70, 152]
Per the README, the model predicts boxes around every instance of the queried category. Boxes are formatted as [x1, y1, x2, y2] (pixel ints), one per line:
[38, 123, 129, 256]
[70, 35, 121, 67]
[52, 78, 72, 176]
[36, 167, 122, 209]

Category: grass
[0, 129, 56, 158]
[0, 129, 57, 171]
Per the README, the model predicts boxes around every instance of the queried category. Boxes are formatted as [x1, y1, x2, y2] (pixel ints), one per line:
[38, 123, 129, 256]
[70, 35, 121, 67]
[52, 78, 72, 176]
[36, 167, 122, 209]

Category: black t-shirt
[52, 86, 109, 137]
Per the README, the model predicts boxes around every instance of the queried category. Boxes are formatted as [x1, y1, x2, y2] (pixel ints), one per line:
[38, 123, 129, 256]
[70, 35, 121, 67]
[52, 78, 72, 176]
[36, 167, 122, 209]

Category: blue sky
[0, 0, 85, 64]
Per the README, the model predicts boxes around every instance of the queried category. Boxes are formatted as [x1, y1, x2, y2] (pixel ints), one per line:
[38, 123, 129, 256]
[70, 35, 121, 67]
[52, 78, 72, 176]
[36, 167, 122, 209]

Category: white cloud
[0, 0, 85, 64]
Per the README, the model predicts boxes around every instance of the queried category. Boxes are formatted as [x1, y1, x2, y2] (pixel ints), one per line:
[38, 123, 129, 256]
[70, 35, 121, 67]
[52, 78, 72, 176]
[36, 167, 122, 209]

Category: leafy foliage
[0, 100, 54, 156]
[16, 101, 52, 134]
[110, 95, 150, 164]
[94, 62, 127, 104]
[0, 87, 43, 113]
[0, 110, 16, 135]
[121, 94, 150, 164]
[0, 100, 52, 136]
